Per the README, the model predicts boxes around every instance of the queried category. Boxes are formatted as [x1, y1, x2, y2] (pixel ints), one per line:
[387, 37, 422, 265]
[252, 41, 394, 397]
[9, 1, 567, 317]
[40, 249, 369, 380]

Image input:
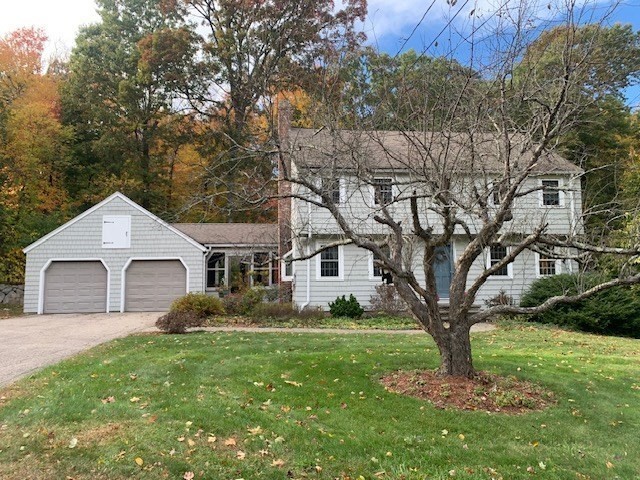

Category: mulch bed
[380, 370, 555, 414]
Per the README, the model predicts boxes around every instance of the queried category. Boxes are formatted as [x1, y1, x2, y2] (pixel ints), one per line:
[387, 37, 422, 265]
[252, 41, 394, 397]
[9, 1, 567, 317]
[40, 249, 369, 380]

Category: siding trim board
[39, 259, 111, 314]
[120, 257, 190, 312]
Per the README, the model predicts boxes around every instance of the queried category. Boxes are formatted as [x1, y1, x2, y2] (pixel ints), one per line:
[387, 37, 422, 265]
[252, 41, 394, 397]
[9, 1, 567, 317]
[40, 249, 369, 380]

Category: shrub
[170, 293, 224, 318]
[329, 294, 364, 319]
[249, 302, 297, 321]
[222, 287, 265, 315]
[156, 311, 203, 334]
[485, 289, 515, 308]
[369, 284, 407, 315]
[520, 274, 640, 337]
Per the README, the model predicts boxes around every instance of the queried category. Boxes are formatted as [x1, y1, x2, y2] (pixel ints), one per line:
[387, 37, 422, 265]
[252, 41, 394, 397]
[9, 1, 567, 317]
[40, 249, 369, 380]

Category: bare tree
[276, 0, 640, 377]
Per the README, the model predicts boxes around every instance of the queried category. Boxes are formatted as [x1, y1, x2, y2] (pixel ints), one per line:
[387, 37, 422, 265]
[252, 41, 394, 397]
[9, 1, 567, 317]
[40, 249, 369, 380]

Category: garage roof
[171, 223, 278, 247]
[23, 192, 206, 254]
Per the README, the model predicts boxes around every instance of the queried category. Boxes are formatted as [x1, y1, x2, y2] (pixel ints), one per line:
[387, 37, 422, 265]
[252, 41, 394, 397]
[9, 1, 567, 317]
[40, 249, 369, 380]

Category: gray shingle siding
[24, 195, 205, 313]
[291, 238, 566, 311]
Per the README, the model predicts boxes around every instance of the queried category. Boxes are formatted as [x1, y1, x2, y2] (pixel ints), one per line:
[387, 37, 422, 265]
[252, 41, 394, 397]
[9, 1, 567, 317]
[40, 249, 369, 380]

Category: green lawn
[0, 323, 638, 479]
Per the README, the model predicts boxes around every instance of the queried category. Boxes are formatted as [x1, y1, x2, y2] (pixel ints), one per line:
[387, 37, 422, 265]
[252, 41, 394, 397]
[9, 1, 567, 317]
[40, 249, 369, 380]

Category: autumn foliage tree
[0, 28, 71, 283]
[61, 0, 197, 211]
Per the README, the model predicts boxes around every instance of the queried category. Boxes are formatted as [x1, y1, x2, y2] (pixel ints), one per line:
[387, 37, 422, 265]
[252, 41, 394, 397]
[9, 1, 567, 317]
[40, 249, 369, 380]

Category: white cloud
[0, 0, 100, 57]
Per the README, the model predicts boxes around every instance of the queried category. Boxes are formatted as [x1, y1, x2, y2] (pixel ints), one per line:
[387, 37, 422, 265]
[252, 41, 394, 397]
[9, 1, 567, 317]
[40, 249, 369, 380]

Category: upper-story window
[488, 244, 511, 277]
[541, 179, 562, 206]
[322, 177, 341, 204]
[374, 178, 393, 205]
[491, 181, 502, 205]
[537, 253, 560, 276]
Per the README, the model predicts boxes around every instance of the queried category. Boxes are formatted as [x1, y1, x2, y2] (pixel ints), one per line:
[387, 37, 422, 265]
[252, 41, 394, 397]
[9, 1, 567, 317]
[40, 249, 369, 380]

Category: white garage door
[44, 261, 108, 313]
[125, 260, 186, 312]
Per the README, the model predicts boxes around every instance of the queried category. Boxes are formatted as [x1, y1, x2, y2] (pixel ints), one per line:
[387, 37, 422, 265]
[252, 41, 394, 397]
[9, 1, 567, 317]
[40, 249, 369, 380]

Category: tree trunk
[434, 322, 475, 378]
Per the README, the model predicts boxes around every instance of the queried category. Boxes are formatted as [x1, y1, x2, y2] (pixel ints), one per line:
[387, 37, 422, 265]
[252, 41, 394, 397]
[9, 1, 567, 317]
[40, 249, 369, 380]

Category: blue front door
[434, 245, 453, 299]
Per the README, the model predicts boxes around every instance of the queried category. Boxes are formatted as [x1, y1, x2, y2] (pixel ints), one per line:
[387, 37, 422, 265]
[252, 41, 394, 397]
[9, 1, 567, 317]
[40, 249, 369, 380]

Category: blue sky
[1, 0, 639, 107]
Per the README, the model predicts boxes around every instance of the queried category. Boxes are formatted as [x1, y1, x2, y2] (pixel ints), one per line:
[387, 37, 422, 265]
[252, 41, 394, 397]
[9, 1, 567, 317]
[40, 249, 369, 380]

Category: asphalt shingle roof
[288, 128, 583, 175]
[171, 223, 278, 246]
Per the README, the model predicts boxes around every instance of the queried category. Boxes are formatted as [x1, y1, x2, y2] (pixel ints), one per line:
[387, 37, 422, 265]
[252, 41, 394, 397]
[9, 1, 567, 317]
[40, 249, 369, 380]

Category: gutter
[299, 201, 312, 310]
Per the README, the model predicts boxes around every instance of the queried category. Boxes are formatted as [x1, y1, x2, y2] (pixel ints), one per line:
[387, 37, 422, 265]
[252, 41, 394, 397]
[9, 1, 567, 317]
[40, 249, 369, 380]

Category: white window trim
[281, 250, 294, 281]
[538, 178, 565, 208]
[489, 180, 501, 206]
[319, 176, 345, 204]
[315, 244, 344, 281]
[369, 251, 381, 281]
[535, 252, 562, 278]
[205, 251, 226, 290]
[485, 245, 513, 279]
[371, 177, 394, 206]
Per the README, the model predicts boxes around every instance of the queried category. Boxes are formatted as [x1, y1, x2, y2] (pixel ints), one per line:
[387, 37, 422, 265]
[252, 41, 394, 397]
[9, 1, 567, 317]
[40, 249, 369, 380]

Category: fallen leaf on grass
[284, 380, 302, 387]
[271, 459, 285, 467]
[207, 436, 217, 443]
[236, 450, 246, 459]
[101, 396, 115, 404]
[606, 461, 614, 469]
[187, 439, 196, 447]
[68, 438, 78, 448]
[224, 438, 237, 447]
[134, 457, 144, 466]
[130, 397, 140, 403]
[183, 472, 195, 480]
[248, 426, 263, 435]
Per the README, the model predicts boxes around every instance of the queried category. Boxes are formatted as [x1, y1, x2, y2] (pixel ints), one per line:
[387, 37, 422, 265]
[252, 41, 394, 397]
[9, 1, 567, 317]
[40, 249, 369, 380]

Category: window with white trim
[537, 253, 559, 276]
[322, 177, 341, 204]
[281, 250, 293, 281]
[491, 181, 502, 205]
[541, 179, 561, 206]
[371, 245, 391, 279]
[207, 252, 225, 288]
[316, 245, 343, 280]
[488, 244, 510, 277]
[320, 246, 339, 277]
[373, 178, 393, 205]
[253, 252, 277, 286]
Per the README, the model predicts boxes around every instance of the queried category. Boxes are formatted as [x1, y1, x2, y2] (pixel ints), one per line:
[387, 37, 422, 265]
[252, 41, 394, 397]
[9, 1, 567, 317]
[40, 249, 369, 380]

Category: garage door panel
[125, 260, 186, 312]
[44, 261, 107, 314]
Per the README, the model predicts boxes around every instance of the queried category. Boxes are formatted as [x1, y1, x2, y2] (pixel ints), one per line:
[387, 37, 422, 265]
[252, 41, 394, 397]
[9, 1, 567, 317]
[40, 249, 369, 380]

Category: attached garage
[124, 259, 187, 312]
[23, 192, 206, 314]
[43, 261, 108, 313]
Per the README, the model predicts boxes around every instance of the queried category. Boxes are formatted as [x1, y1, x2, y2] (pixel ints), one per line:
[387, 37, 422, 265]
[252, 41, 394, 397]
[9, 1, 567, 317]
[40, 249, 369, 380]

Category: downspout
[204, 247, 211, 293]
[300, 201, 312, 310]
[568, 176, 576, 274]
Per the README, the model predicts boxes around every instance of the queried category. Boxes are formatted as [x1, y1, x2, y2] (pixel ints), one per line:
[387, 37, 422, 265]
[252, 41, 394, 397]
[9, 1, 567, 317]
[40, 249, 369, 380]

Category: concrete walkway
[0, 312, 159, 387]
[0, 313, 495, 388]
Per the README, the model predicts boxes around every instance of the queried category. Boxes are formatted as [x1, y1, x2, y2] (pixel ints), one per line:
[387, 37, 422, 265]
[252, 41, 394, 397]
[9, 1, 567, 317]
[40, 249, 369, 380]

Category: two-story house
[279, 127, 583, 311]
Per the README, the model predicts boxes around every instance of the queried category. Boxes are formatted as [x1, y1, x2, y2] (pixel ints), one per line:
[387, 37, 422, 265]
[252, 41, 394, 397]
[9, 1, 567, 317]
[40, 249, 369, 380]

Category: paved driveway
[0, 313, 159, 387]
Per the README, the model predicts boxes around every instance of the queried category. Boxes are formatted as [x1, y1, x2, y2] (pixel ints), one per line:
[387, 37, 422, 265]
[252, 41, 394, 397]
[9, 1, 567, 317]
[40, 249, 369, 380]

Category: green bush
[156, 311, 203, 334]
[170, 293, 224, 318]
[520, 274, 640, 338]
[329, 294, 364, 319]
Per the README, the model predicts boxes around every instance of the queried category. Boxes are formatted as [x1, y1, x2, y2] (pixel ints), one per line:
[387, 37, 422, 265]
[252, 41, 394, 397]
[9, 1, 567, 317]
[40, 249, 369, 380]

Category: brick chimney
[277, 98, 293, 300]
